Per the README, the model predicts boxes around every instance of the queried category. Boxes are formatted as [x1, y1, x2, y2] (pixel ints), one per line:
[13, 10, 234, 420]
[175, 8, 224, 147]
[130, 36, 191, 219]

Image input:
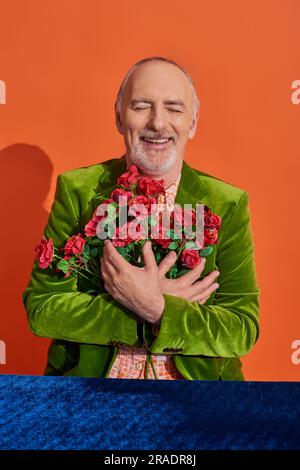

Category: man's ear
[188, 112, 199, 139]
[115, 110, 124, 135]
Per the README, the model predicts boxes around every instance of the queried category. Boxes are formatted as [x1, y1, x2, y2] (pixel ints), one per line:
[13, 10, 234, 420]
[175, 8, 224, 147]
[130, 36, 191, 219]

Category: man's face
[116, 61, 198, 176]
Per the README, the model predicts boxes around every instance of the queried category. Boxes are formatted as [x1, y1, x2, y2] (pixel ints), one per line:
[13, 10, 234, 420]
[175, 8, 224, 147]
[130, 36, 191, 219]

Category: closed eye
[131, 107, 183, 112]
[168, 108, 183, 113]
[131, 106, 150, 111]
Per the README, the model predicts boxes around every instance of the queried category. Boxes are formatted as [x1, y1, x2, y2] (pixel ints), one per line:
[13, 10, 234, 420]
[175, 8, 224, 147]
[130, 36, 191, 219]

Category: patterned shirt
[108, 172, 184, 380]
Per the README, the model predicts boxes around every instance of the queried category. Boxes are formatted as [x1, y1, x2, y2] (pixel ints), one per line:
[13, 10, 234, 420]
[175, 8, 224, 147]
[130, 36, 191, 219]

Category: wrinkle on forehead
[123, 62, 194, 111]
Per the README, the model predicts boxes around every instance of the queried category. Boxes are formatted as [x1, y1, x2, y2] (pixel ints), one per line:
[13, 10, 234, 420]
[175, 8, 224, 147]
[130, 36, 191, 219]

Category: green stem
[53, 254, 95, 283]
[176, 240, 186, 258]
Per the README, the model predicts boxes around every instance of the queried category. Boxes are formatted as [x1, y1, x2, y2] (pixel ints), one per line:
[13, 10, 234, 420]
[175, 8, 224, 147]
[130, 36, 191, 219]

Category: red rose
[35, 237, 54, 269]
[96, 198, 116, 217]
[117, 164, 139, 189]
[152, 224, 172, 249]
[85, 199, 114, 237]
[116, 219, 147, 243]
[128, 195, 155, 222]
[110, 188, 132, 205]
[154, 238, 172, 249]
[129, 195, 157, 213]
[180, 249, 202, 269]
[63, 234, 86, 260]
[137, 176, 165, 197]
[84, 215, 102, 237]
[204, 227, 219, 245]
[111, 225, 132, 247]
[205, 213, 222, 230]
[127, 220, 147, 242]
[170, 207, 196, 228]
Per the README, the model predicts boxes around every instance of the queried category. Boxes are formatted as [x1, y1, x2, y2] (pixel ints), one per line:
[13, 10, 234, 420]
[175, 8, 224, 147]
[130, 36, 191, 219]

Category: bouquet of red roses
[35, 164, 222, 295]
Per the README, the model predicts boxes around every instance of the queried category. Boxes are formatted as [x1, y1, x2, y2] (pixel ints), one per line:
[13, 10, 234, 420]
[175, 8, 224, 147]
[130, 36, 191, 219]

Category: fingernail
[215, 283, 219, 288]
[215, 271, 220, 276]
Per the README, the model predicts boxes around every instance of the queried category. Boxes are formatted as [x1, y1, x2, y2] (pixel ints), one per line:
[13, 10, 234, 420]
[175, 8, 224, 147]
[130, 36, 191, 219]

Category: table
[0, 375, 299, 450]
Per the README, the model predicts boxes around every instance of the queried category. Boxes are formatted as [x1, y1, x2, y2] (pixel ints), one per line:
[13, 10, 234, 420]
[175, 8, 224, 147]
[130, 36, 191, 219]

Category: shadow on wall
[0, 144, 53, 375]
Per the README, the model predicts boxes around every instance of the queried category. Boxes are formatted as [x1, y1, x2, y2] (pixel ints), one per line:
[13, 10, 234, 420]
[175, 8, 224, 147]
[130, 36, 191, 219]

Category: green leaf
[155, 254, 162, 263]
[83, 244, 90, 255]
[168, 241, 179, 250]
[89, 238, 103, 247]
[184, 241, 199, 250]
[90, 248, 99, 257]
[168, 265, 179, 279]
[57, 259, 70, 274]
[176, 268, 191, 278]
[166, 228, 182, 240]
[116, 247, 127, 255]
[199, 246, 214, 257]
[125, 243, 134, 252]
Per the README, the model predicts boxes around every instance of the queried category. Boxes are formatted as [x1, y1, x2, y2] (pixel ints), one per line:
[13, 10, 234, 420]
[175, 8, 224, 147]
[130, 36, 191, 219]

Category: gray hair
[115, 56, 200, 121]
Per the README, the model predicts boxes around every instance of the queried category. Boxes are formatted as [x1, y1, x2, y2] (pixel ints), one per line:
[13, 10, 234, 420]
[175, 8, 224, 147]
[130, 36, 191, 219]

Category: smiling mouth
[140, 136, 173, 147]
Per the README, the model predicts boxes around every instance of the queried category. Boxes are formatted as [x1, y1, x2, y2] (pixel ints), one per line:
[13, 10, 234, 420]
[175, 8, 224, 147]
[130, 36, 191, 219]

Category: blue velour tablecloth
[0, 374, 299, 450]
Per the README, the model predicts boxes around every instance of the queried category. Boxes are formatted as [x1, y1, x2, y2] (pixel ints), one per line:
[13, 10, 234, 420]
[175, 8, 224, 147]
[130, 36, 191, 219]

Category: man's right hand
[158, 251, 220, 305]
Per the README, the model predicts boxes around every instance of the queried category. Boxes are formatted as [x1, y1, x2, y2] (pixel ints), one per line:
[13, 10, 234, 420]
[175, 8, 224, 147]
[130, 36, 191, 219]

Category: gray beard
[129, 140, 177, 176]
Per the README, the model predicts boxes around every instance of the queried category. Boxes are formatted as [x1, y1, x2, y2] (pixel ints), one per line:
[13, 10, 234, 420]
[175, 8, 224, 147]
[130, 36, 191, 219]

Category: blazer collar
[174, 159, 206, 209]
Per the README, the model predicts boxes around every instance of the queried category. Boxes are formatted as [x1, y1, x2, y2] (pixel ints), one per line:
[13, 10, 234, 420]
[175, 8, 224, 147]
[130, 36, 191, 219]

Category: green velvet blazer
[22, 155, 260, 380]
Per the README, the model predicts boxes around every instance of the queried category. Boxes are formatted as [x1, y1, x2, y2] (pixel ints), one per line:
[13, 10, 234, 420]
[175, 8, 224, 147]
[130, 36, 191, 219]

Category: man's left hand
[100, 240, 165, 324]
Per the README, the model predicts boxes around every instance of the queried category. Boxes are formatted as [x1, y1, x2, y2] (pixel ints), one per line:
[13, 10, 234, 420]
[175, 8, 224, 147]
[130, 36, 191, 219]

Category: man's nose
[147, 105, 167, 131]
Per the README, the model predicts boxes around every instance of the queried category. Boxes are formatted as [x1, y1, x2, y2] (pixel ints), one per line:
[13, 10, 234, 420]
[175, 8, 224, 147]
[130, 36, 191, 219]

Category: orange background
[0, 0, 299, 380]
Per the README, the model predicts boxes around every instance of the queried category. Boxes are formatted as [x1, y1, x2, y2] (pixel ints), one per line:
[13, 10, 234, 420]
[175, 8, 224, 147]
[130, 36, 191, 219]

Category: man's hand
[100, 240, 164, 324]
[158, 251, 220, 304]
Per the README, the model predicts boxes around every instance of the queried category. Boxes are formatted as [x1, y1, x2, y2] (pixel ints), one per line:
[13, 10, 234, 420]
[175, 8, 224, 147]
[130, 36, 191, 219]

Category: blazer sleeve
[22, 173, 139, 345]
[150, 191, 260, 357]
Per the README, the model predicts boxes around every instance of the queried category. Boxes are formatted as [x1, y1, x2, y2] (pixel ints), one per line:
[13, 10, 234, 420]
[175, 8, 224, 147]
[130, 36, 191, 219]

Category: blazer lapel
[175, 159, 206, 209]
[91, 155, 127, 212]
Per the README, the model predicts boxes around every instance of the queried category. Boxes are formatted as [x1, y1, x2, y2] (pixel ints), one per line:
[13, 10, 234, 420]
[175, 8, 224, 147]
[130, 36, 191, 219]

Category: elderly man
[22, 56, 260, 380]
